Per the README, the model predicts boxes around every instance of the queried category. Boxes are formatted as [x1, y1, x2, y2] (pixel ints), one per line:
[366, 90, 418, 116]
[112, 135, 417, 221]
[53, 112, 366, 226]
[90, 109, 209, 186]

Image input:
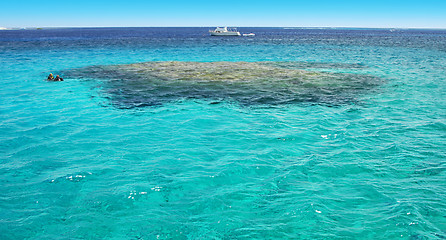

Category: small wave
[46, 172, 92, 183]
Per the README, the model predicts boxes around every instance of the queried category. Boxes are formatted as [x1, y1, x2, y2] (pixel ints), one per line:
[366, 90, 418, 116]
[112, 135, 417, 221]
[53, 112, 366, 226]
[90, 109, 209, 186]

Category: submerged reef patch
[65, 61, 383, 108]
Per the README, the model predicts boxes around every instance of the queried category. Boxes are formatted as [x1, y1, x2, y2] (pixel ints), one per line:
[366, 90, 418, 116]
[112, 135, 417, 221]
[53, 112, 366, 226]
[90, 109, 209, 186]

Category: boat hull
[210, 31, 241, 36]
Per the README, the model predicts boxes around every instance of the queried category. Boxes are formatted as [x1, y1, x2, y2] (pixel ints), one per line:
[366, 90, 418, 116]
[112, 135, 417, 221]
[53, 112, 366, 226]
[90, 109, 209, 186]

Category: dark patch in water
[264, 61, 368, 70]
[64, 61, 383, 108]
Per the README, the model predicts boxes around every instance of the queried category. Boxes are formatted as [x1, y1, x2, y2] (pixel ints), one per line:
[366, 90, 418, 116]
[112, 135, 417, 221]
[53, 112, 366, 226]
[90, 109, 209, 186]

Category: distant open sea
[0, 27, 445, 239]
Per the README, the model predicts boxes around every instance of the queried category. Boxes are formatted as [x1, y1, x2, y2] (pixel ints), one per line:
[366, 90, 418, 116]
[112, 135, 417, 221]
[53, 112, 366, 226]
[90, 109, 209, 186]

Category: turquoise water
[0, 28, 445, 239]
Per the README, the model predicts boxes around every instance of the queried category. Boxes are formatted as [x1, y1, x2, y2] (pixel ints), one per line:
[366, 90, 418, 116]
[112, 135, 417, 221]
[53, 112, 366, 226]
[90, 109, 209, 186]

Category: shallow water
[0, 27, 445, 239]
[65, 61, 383, 108]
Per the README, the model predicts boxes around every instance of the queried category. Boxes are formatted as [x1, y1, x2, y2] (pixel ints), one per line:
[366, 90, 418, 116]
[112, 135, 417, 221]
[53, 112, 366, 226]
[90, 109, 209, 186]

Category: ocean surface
[0, 27, 445, 239]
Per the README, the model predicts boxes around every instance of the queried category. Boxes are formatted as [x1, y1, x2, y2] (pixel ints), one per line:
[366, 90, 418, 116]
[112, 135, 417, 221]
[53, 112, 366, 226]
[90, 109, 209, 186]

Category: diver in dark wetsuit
[54, 75, 63, 81]
[47, 73, 54, 80]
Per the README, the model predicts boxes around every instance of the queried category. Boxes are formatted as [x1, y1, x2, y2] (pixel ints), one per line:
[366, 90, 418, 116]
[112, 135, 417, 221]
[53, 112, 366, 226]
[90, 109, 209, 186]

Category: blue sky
[1, 0, 445, 28]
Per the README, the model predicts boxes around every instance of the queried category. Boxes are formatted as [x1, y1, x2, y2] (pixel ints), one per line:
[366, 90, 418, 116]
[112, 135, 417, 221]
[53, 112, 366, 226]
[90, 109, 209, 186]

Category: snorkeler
[54, 75, 63, 81]
[47, 73, 63, 81]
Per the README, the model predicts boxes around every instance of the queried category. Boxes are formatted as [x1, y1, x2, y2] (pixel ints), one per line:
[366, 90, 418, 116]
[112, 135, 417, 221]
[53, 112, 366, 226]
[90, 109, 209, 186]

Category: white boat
[209, 27, 241, 36]
[243, 33, 255, 37]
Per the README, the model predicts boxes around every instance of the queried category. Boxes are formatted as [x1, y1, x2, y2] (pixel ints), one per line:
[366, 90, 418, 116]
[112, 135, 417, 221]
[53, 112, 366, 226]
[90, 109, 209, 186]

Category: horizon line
[2, 26, 446, 30]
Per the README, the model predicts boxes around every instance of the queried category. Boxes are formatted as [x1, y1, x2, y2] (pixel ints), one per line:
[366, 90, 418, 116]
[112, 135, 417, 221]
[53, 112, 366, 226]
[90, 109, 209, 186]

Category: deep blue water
[0, 27, 445, 239]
